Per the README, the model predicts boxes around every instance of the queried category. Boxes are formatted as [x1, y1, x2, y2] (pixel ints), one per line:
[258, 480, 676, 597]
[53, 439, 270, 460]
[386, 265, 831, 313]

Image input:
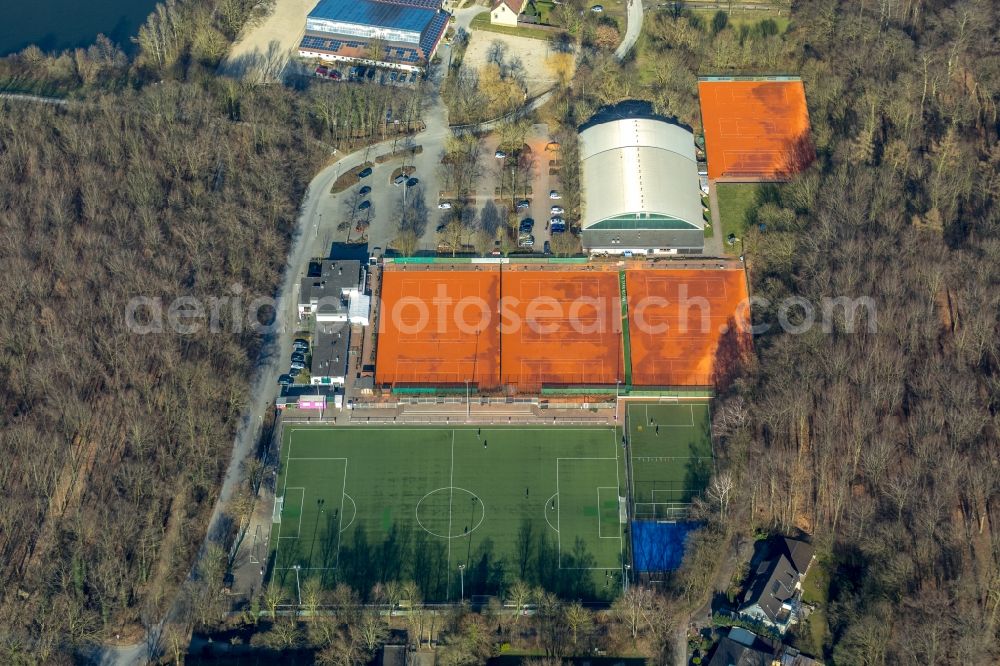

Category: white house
[490, 0, 526, 27]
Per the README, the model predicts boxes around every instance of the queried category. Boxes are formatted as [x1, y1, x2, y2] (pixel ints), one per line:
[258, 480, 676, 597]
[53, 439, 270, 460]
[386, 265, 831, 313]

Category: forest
[0, 0, 997, 662]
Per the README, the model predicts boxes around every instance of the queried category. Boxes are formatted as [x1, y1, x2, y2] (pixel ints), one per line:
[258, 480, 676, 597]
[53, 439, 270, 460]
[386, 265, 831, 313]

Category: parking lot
[470, 123, 564, 253]
[310, 63, 424, 87]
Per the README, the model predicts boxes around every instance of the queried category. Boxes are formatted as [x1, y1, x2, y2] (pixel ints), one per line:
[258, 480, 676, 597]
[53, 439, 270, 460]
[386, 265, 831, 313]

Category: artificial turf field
[627, 402, 714, 521]
[270, 425, 626, 601]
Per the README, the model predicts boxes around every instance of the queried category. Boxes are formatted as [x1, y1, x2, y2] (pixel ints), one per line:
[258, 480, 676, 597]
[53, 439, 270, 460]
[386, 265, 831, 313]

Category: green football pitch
[627, 402, 714, 521]
[269, 425, 626, 601]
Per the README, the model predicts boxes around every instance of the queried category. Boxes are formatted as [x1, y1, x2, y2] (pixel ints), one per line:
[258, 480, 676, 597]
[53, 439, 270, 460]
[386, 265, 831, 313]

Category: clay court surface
[377, 268, 500, 387]
[376, 265, 749, 390]
[698, 79, 813, 181]
[500, 270, 624, 388]
[626, 269, 750, 386]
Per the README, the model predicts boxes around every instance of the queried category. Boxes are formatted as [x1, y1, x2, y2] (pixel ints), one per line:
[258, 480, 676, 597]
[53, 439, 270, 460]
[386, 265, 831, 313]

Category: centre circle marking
[415, 487, 486, 539]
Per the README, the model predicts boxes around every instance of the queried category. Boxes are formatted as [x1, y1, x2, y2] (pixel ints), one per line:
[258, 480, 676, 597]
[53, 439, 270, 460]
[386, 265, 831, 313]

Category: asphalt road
[615, 0, 644, 60]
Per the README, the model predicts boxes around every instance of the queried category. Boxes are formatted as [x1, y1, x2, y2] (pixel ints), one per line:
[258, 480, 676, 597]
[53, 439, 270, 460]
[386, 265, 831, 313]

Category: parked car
[289, 366, 302, 377]
[290, 360, 305, 371]
[315, 66, 329, 77]
[551, 221, 566, 233]
[516, 199, 530, 210]
[491, 240, 502, 256]
[519, 218, 534, 233]
[495, 150, 506, 159]
[544, 240, 552, 254]
[550, 206, 564, 215]
[328, 70, 342, 80]
[591, 4, 604, 11]
[366, 69, 375, 80]
[393, 174, 406, 185]
[278, 374, 293, 386]
[358, 167, 373, 178]
[293, 338, 309, 349]
[406, 177, 419, 187]
[359, 185, 371, 195]
[291, 353, 306, 364]
[438, 201, 452, 209]
[518, 234, 534, 248]
[358, 200, 371, 210]
[549, 190, 561, 199]
[550, 216, 565, 225]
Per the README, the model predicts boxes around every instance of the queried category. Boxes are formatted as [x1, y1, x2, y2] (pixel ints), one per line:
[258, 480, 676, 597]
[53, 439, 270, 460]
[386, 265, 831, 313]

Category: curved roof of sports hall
[579, 117, 703, 233]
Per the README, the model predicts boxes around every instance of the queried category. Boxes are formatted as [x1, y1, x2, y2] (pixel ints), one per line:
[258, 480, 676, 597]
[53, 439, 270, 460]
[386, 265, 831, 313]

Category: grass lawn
[690, 8, 791, 34]
[470, 12, 555, 41]
[715, 183, 759, 254]
[270, 425, 625, 602]
[626, 403, 713, 520]
[801, 560, 829, 605]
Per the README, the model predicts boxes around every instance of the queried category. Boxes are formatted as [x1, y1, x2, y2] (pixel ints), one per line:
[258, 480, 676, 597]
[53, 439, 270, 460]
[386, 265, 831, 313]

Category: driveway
[614, 0, 644, 60]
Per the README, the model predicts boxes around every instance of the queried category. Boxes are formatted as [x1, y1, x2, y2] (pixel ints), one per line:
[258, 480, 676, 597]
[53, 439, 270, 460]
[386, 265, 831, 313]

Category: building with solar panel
[298, 0, 450, 72]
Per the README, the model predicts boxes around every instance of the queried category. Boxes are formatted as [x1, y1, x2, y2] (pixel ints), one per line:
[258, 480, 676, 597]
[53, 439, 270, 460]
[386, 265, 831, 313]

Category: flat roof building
[579, 117, 704, 255]
[311, 323, 351, 386]
[299, 0, 449, 72]
[298, 259, 363, 322]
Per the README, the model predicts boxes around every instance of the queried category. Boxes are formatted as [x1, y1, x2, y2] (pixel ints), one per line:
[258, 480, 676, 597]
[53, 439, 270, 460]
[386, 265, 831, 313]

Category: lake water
[0, 0, 160, 56]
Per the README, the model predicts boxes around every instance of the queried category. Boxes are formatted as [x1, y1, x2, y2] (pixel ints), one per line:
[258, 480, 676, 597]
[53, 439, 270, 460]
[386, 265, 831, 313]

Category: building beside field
[579, 117, 705, 255]
[310, 323, 351, 386]
[298, 259, 364, 323]
[298, 0, 450, 72]
[738, 537, 815, 635]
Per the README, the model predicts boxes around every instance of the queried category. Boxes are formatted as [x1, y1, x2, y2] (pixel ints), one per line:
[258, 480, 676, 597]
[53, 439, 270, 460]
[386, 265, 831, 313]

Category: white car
[550, 206, 564, 215]
[591, 4, 604, 12]
[495, 150, 506, 159]
[438, 202, 452, 209]
[549, 190, 561, 199]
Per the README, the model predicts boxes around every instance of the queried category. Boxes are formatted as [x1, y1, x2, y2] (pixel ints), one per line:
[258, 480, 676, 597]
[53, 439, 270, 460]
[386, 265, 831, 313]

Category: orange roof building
[698, 77, 814, 181]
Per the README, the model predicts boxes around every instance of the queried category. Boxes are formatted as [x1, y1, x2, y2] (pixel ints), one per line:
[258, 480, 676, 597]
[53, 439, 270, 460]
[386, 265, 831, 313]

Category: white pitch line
[335, 460, 348, 568]
[446, 430, 455, 597]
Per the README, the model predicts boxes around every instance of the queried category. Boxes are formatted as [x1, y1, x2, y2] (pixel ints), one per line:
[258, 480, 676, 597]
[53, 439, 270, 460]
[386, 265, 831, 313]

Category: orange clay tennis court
[626, 269, 750, 386]
[698, 78, 813, 181]
[500, 270, 624, 388]
[376, 267, 501, 388]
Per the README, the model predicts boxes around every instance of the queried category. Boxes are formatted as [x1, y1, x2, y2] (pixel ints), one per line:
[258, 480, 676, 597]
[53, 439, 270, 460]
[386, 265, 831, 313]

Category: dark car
[406, 177, 419, 187]
[293, 338, 309, 348]
[358, 200, 371, 210]
[329, 70, 342, 80]
[516, 199, 530, 210]
[278, 374, 293, 386]
[366, 69, 375, 80]
[358, 167, 373, 178]
[544, 240, 552, 254]
[291, 351, 306, 362]
[359, 185, 371, 195]
[519, 218, 534, 233]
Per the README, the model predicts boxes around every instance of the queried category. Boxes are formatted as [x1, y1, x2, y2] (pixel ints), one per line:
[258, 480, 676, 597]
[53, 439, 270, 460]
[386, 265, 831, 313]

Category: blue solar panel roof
[419, 11, 449, 55]
[308, 0, 438, 32]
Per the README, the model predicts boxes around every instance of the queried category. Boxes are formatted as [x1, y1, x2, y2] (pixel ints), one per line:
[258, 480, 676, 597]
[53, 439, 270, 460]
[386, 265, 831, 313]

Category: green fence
[619, 270, 633, 387]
